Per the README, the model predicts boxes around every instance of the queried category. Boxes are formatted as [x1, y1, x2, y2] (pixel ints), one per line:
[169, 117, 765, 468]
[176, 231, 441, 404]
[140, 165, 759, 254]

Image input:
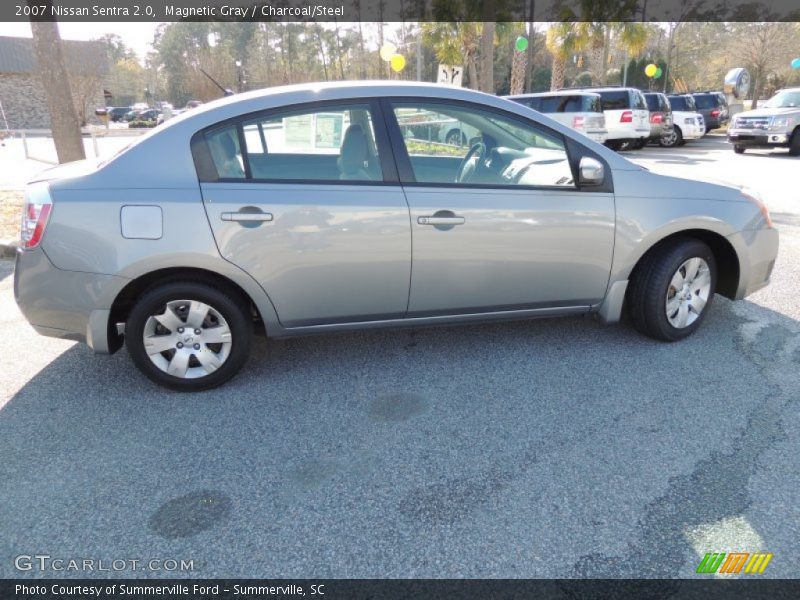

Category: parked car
[107, 106, 132, 122]
[14, 81, 778, 390]
[643, 92, 674, 144]
[691, 91, 729, 131]
[727, 87, 800, 155]
[506, 91, 608, 144]
[569, 87, 650, 150]
[663, 95, 706, 147]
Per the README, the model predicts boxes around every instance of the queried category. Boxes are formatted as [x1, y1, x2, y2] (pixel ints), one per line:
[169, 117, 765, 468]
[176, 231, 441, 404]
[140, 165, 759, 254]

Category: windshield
[762, 90, 800, 108]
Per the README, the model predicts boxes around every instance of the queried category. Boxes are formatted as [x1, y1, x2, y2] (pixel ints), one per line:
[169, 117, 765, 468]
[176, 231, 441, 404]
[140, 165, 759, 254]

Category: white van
[580, 87, 650, 150]
[506, 91, 608, 144]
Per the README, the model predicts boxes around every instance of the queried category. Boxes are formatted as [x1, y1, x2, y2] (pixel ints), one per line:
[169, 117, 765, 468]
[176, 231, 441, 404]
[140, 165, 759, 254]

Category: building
[0, 35, 107, 129]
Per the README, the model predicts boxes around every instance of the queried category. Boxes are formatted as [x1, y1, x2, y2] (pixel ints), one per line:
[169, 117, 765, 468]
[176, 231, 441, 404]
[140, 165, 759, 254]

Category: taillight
[650, 112, 664, 124]
[620, 111, 633, 123]
[711, 109, 720, 118]
[20, 182, 53, 250]
[572, 116, 585, 129]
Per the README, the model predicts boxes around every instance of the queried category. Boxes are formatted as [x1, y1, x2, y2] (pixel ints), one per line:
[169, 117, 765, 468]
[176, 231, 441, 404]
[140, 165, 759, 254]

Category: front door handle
[221, 212, 274, 222]
[418, 215, 465, 226]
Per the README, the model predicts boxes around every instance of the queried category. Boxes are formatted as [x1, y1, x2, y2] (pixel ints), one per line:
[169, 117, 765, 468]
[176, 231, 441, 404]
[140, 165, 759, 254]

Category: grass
[0, 190, 23, 242]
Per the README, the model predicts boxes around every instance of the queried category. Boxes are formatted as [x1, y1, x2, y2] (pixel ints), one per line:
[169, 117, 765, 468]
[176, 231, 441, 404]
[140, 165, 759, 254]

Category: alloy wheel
[665, 257, 712, 328]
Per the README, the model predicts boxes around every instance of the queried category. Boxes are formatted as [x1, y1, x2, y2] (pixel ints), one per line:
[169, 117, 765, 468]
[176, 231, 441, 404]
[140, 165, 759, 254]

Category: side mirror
[579, 156, 604, 186]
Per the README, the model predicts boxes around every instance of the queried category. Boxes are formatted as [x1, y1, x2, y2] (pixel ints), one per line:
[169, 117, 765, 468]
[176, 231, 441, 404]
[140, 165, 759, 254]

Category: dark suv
[643, 92, 673, 144]
[691, 92, 729, 131]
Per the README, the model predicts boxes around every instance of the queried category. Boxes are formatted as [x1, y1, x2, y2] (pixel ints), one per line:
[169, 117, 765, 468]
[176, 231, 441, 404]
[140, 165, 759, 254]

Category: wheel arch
[628, 229, 740, 300]
[108, 267, 271, 353]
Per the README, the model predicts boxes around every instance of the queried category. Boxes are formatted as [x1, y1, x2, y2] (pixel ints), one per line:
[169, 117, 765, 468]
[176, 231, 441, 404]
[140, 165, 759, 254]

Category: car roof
[507, 91, 601, 98]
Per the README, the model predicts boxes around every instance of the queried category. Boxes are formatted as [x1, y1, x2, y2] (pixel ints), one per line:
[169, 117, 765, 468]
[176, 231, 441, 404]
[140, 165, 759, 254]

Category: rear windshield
[668, 96, 696, 111]
[517, 95, 601, 113]
[644, 94, 669, 112]
[597, 90, 631, 110]
[692, 94, 717, 109]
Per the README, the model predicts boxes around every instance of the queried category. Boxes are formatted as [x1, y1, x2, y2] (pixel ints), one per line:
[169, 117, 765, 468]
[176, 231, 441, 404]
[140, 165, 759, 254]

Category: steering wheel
[456, 141, 486, 184]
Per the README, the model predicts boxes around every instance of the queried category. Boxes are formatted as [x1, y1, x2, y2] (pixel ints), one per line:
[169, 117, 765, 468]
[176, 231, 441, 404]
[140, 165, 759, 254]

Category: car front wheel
[627, 239, 717, 342]
[126, 281, 252, 391]
[733, 145, 745, 154]
[789, 129, 800, 156]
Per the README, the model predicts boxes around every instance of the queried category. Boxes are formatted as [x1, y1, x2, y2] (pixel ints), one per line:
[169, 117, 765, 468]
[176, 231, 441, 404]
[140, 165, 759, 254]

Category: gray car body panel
[14, 81, 777, 352]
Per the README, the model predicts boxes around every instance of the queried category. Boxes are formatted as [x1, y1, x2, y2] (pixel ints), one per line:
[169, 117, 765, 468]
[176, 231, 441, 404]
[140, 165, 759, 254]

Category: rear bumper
[14, 248, 128, 353]
[727, 228, 779, 300]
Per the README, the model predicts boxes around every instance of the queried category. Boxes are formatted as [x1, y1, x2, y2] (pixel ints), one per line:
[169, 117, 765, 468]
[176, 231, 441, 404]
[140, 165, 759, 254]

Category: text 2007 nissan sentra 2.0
[14, 82, 778, 391]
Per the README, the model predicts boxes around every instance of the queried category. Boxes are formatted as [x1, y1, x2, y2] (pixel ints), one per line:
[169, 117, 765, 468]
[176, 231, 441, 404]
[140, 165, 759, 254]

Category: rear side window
[586, 96, 602, 112]
[598, 91, 630, 110]
[632, 91, 646, 110]
[202, 103, 384, 182]
[538, 95, 585, 113]
[514, 97, 541, 111]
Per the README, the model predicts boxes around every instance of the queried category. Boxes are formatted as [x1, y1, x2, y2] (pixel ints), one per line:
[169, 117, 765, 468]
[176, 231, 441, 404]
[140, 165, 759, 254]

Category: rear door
[196, 100, 412, 328]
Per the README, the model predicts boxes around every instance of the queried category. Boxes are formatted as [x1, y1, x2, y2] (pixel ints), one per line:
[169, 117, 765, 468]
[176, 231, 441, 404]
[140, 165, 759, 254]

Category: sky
[0, 22, 160, 60]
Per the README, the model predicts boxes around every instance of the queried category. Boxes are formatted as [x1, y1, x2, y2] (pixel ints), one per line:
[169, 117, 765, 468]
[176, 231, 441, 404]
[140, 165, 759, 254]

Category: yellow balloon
[645, 63, 658, 77]
[390, 54, 406, 73]
[380, 43, 397, 62]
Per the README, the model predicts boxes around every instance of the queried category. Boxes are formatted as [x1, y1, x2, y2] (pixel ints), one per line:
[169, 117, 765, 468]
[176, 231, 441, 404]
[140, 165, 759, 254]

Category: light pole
[235, 60, 244, 93]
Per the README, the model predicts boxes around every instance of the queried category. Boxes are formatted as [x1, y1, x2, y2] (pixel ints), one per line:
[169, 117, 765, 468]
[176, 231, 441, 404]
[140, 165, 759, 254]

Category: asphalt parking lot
[1, 134, 798, 579]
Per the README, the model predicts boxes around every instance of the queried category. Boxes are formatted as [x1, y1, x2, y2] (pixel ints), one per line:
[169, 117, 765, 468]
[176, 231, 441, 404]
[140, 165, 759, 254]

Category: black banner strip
[6, 0, 800, 22]
[5, 579, 800, 600]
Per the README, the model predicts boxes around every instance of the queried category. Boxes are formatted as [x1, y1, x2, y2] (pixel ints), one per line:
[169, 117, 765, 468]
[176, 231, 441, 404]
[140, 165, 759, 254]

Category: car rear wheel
[126, 281, 252, 391]
[627, 239, 717, 342]
[659, 126, 682, 148]
[733, 145, 745, 154]
[789, 129, 800, 157]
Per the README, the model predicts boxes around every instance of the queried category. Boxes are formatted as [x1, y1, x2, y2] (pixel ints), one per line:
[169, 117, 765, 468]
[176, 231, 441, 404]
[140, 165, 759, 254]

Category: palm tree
[545, 23, 586, 90]
[615, 23, 649, 85]
[422, 23, 482, 89]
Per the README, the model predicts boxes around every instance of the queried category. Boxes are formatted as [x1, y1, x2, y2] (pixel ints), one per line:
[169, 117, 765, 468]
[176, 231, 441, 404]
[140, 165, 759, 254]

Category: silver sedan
[14, 81, 778, 390]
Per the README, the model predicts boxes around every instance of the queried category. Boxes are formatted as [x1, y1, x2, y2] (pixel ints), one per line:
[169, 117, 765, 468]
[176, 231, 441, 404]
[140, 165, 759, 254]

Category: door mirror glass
[579, 157, 604, 186]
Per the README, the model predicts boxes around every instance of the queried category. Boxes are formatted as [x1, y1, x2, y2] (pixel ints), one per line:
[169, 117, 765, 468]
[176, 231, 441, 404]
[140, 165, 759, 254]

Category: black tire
[605, 140, 624, 151]
[445, 129, 466, 147]
[631, 138, 647, 150]
[627, 238, 717, 342]
[733, 145, 745, 154]
[126, 281, 252, 391]
[659, 126, 682, 148]
[789, 129, 800, 157]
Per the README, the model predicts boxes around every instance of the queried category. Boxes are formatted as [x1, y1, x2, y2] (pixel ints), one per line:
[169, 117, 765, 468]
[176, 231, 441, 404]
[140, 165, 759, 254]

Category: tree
[28, 0, 85, 163]
[479, 3, 496, 92]
[615, 23, 649, 86]
[545, 23, 586, 90]
[731, 22, 797, 108]
[422, 23, 482, 89]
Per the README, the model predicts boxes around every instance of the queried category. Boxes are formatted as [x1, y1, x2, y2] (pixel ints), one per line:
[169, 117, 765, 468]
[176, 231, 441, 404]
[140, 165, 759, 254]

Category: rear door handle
[418, 216, 465, 226]
[221, 212, 274, 222]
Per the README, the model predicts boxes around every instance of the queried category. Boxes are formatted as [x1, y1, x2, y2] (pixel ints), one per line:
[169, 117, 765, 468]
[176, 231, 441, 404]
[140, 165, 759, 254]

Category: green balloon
[654, 67, 663, 79]
[515, 36, 529, 52]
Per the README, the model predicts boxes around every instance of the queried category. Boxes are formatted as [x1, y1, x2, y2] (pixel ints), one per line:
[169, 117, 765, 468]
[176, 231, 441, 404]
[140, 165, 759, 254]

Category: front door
[386, 99, 615, 316]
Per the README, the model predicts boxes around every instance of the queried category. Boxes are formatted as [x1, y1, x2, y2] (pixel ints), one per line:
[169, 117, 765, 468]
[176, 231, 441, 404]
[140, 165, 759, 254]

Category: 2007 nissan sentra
[14, 81, 778, 391]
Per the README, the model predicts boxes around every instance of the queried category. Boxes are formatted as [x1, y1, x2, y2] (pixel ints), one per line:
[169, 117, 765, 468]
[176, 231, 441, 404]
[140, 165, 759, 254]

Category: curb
[0, 240, 18, 258]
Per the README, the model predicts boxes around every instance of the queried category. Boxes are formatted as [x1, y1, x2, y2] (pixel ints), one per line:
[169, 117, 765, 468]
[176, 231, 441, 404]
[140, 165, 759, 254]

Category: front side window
[205, 103, 383, 182]
[392, 101, 575, 188]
